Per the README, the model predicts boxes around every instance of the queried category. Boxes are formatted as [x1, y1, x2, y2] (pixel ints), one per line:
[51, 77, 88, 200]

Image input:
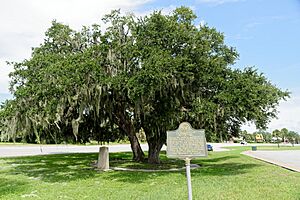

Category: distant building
[255, 134, 264, 143]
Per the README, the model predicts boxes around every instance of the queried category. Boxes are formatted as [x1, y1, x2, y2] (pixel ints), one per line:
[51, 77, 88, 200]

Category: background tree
[280, 128, 289, 142]
[239, 130, 248, 141]
[260, 131, 272, 143]
[286, 131, 294, 146]
[272, 129, 282, 147]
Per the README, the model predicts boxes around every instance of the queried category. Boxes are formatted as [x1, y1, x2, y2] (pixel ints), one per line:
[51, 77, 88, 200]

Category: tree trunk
[140, 114, 166, 164]
[147, 140, 164, 164]
[128, 133, 145, 162]
[113, 111, 145, 162]
[214, 114, 223, 142]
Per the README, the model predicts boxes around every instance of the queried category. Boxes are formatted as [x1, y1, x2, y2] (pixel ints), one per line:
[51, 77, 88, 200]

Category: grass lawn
[252, 145, 300, 151]
[0, 146, 300, 200]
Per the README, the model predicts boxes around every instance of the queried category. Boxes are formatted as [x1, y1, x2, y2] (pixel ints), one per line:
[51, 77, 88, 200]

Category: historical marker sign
[167, 122, 208, 200]
[167, 122, 207, 159]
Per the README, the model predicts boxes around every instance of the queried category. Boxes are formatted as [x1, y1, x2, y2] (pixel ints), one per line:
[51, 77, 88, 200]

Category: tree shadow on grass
[3, 152, 180, 184]
[2, 151, 262, 184]
[4, 153, 99, 183]
[109, 152, 185, 170]
[104, 161, 261, 184]
[191, 155, 262, 177]
[193, 162, 261, 177]
[199, 155, 240, 163]
[104, 153, 261, 183]
[3, 152, 153, 183]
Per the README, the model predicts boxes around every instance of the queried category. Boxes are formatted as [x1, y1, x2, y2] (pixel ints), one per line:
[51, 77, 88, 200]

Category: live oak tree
[0, 7, 289, 164]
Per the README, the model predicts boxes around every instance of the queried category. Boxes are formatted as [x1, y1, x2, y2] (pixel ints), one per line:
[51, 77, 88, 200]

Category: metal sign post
[185, 158, 192, 200]
[166, 122, 208, 200]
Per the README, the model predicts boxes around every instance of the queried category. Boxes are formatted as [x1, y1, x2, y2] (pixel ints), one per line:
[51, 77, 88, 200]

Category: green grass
[0, 147, 300, 200]
[252, 145, 300, 151]
[110, 152, 185, 170]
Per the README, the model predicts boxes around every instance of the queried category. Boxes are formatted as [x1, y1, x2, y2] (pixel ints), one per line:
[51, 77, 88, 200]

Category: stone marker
[97, 146, 109, 171]
[167, 122, 208, 200]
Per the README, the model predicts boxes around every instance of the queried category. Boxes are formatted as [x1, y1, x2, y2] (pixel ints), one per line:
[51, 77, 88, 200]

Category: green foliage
[287, 131, 300, 144]
[271, 128, 300, 144]
[260, 131, 272, 143]
[0, 7, 289, 162]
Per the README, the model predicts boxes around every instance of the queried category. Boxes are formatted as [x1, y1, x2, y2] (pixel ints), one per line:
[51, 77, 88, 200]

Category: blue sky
[139, 0, 300, 90]
[0, 0, 299, 132]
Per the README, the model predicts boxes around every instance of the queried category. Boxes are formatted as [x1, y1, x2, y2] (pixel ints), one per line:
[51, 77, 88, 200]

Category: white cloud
[267, 92, 300, 133]
[199, 20, 206, 27]
[0, 60, 13, 94]
[196, 0, 244, 6]
[242, 89, 300, 133]
[134, 4, 196, 17]
[0, 0, 152, 93]
[134, 4, 176, 17]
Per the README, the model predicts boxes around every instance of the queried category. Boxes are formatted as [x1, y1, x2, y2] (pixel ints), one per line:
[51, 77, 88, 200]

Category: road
[0, 142, 298, 158]
[0, 142, 235, 158]
[243, 150, 300, 172]
[0, 144, 150, 158]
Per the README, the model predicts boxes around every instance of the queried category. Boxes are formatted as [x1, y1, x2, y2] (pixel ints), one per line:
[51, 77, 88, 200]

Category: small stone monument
[97, 146, 109, 171]
[167, 122, 208, 200]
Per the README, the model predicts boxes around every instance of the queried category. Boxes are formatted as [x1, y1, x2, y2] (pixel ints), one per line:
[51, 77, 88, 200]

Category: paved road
[0, 143, 234, 158]
[0, 142, 297, 158]
[0, 144, 150, 158]
[243, 150, 300, 172]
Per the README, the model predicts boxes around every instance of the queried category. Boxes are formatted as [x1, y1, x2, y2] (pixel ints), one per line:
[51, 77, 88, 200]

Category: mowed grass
[252, 145, 300, 151]
[0, 147, 300, 200]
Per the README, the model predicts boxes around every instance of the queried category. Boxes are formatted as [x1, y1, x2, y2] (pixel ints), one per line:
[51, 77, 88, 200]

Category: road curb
[242, 151, 300, 173]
